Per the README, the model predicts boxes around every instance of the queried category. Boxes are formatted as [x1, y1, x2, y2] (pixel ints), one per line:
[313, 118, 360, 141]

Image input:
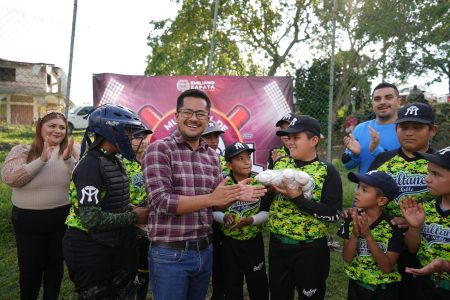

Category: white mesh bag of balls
[255, 169, 314, 199]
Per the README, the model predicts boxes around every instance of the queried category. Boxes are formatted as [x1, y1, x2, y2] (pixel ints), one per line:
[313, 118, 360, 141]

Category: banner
[93, 74, 293, 171]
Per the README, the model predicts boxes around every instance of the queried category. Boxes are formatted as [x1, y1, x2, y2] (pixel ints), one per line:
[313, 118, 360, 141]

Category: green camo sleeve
[79, 206, 138, 231]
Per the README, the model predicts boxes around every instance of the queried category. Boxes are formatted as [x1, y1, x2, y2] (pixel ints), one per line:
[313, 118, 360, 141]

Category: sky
[0, 0, 447, 106]
[0, 0, 178, 105]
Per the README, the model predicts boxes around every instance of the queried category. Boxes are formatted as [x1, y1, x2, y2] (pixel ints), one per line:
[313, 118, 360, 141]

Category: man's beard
[377, 112, 393, 121]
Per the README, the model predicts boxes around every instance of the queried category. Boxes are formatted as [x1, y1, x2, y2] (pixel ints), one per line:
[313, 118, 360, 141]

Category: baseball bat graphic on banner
[138, 105, 162, 129]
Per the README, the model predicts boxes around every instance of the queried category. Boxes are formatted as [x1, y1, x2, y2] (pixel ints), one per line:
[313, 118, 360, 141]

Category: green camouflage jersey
[122, 158, 147, 206]
[66, 150, 136, 231]
[267, 146, 289, 169]
[370, 148, 434, 217]
[338, 213, 404, 285]
[220, 173, 265, 240]
[66, 180, 106, 231]
[268, 156, 342, 241]
[417, 198, 450, 281]
[220, 155, 229, 177]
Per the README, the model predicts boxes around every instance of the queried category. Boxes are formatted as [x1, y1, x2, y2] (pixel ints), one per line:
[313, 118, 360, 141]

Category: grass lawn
[0, 124, 354, 299]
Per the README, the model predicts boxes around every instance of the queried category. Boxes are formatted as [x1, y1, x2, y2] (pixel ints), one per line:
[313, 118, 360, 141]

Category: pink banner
[93, 74, 293, 171]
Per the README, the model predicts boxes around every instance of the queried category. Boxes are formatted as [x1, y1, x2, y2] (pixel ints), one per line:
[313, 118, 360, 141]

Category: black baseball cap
[202, 121, 225, 135]
[224, 142, 255, 162]
[133, 124, 153, 137]
[414, 146, 450, 170]
[276, 115, 321, 137]
[396, 102, 435, 124]
[348, 170, 400, 201]
[275, 113, 296, 127]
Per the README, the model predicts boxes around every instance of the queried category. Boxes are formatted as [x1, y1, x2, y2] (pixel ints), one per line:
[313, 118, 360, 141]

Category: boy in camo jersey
[122, 126, 152, 300]
[266, 113, 296, 169]
[339, 170, 403, 299]
[401, 146, 450, 299]
[264, 115, 342, 299]
[202, 121, 227, 300]
[369, 102, 438, 300]
[212, 142, 269, 300]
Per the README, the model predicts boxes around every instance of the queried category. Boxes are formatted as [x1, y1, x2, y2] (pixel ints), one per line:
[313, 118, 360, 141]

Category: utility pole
[327, 0, 337, 162]
[207, 0, 220, 74]
[65, 0, 78, 117]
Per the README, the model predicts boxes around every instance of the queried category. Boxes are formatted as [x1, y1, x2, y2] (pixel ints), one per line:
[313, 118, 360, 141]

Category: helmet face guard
[81, 104, 150, 161]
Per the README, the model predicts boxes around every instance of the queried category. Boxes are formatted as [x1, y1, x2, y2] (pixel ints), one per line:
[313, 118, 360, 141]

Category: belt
[151, 235, 212, 251]
[272, 233, 324, 245]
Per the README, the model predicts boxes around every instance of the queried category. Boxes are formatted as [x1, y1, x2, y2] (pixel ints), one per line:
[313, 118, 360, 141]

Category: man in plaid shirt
[143, 89, 266, 300]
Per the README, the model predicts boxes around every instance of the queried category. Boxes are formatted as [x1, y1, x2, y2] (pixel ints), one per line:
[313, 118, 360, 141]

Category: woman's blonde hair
[26, 111, 69, 163]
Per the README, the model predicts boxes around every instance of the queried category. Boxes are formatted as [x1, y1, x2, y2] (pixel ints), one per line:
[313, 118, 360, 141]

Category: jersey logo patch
[302, 288, 317, 297]
[357, 239, 387, 256]
[421, 223, 450, 246]
[80, 186, 99, 205]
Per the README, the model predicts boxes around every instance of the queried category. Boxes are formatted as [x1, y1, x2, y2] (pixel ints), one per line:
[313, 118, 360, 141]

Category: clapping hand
[400, 197, 425, 229]
[368, 126, 380, 153]
[405, 258, 450, 279]
[343, 134, 361, 155]
[63, 136, 74, 160]
[238, 178, 267, 202]
[40, 137, 56, 162]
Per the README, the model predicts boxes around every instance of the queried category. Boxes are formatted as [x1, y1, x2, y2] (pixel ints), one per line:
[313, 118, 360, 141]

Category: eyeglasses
[178, 109, 210, 120]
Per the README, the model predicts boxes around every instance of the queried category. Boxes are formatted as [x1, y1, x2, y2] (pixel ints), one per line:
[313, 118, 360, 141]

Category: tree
[145, 0, 255, 75]
[294, 55, 371, 128]
[226, 0, 315, 75]
[356, 0, 450, 92]
[145, 0, 317, 76]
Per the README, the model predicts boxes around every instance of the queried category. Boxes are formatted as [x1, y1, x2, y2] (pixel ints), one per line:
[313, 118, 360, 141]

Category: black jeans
[12, 205, 70, 300]
[269, 236, 330, 300]
[222, 233, 269, 300]
[63, 227, 134, 299]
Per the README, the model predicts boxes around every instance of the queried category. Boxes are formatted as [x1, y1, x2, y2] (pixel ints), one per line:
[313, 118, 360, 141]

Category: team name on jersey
[388, 171, 427, 202]
[228, 200, 259, 215]
[357, 239, 387, 256]
[421, 223, 450, 246]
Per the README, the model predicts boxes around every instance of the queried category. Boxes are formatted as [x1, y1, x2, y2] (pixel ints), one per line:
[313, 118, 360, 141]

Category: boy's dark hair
[374, 187, 389, 203]
[372, 82, 399, 97]
[303, 130, 317, 139]
[177, 89, 211, 113]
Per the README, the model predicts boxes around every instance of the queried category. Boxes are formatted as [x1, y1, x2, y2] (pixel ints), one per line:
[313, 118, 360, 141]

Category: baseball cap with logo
[275, 113, 297, 127]
[276, 115, 321, 137]
[202, 121, 225, 136]
[348, 170, 400, 201]
[414, 146, 450, 170]
[224, 142, 255, 162]
[396, 102, 435, 124]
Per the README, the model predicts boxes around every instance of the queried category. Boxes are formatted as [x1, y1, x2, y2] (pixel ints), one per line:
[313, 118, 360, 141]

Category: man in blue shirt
[342, 82, 401, 174]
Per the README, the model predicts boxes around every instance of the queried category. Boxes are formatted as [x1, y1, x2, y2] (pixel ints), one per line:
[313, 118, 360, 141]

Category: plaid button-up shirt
[143, 129, 222, 242]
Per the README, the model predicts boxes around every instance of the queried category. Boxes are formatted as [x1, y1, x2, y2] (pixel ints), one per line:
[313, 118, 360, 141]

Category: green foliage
[145, 0, 319, 76]
[294, 56, 372, 128]
[431, 102, 450, 150]
[145, 0, 256, 75]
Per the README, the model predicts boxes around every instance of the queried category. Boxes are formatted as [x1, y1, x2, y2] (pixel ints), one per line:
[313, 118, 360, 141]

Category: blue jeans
[148, 244, 213, 300]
